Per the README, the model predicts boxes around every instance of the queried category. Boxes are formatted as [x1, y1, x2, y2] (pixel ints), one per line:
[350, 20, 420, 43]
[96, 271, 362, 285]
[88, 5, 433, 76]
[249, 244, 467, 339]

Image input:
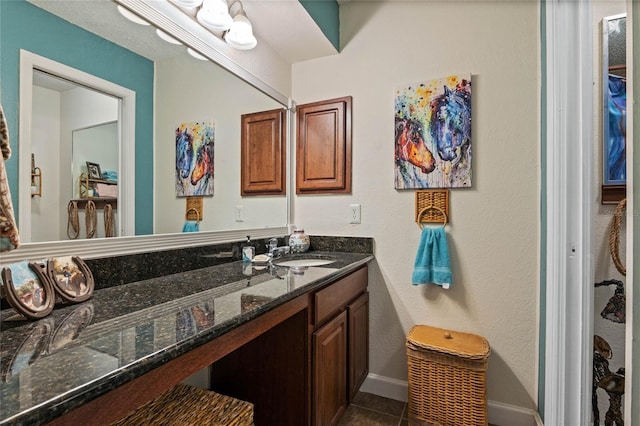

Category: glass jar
[289, 227, 310, 253]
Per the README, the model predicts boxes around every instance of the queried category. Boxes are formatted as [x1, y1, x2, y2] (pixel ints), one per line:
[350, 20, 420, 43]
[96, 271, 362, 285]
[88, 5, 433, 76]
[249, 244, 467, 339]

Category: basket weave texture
[406, 325, 490, 426]
[415, 190, 449, 224]
[111, 383, 254, 426]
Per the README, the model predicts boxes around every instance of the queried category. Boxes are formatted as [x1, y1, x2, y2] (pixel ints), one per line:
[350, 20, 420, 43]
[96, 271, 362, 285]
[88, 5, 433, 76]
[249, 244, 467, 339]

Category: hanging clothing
[0, 104, 20, 252]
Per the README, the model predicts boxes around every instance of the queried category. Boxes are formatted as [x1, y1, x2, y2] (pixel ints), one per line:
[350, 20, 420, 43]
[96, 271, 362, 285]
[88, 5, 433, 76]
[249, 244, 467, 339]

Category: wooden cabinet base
[210, 309, 308, 426]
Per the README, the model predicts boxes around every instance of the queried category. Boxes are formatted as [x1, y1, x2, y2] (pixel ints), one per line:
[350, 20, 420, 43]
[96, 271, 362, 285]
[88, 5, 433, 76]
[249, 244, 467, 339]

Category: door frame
[544, 1, 594, 424]
[18, 50, 136, 241]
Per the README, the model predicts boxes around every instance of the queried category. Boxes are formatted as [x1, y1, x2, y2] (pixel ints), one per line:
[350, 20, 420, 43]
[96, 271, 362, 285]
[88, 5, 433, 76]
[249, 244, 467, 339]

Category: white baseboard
[360, 373, 409, 402]
[360, 374, 543, 426]
[487, 400, 543, 426]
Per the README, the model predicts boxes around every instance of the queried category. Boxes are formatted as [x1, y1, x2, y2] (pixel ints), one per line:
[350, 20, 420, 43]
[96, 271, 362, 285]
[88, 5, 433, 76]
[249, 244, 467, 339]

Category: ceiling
[27, 0, 338, 64]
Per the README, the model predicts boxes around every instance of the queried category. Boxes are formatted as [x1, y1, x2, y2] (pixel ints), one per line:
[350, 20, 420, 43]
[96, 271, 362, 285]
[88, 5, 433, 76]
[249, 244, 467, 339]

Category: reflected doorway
[31, 71, 119, 242]
[19, 50, 136, 243]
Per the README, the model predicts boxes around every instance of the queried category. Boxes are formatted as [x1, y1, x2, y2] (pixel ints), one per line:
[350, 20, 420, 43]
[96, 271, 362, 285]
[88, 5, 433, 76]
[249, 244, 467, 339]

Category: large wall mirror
[0, 0, 291, 262]
[601, 13, 627, 204]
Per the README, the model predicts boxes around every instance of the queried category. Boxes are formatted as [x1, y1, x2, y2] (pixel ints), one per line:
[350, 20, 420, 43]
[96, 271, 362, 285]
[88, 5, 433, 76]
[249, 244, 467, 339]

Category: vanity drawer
[313, 266, 367, 326]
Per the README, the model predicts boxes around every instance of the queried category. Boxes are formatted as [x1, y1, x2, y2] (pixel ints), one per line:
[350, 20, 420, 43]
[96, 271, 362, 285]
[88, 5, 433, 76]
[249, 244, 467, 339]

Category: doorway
[18, 50, 136, 242]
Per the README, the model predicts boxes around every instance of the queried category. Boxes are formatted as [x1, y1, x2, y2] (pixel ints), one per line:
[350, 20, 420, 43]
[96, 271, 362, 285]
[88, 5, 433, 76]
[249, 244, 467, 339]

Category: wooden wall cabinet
[296, 96, 352, 194]
[241, 108, 286, 196]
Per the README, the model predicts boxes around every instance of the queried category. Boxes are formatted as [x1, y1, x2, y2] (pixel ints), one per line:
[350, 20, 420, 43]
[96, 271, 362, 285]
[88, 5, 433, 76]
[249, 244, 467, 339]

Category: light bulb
[187, 48, 209, 61]
[197, 0, 233, 32]
[117, 5, 150, 26]
[224, 13, 257, 50]
[156, 29, 182, 45]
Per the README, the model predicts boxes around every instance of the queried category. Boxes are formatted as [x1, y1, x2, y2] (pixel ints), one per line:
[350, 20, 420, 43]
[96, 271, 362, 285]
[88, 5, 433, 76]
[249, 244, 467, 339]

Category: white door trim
[544, 1, 594, 425]
[625, 1, 636, 423]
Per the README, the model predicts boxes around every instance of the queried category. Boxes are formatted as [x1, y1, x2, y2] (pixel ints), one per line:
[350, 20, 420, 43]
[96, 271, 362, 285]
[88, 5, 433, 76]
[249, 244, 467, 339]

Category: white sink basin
[275, 258, 336, 267]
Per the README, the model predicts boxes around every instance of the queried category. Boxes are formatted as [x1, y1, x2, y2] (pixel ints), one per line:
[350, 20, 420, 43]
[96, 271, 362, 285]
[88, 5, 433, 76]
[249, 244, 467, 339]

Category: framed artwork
[0, 261, 55, 320]
[86, 161, 102, 180]
[394, 74, 472, 189]
[46, 256, 95, 303]
[601, 14, 627, 203]
[175, 121, 215, 197]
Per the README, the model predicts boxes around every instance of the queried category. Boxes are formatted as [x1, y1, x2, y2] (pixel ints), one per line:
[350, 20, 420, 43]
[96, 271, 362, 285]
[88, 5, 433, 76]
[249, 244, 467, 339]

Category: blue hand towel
[412, 227, 452, 288]
[182, 220, 199, 233]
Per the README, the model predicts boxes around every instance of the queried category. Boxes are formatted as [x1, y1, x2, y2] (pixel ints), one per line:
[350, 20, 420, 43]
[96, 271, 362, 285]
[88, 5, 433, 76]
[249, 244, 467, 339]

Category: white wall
[154, 55, 287, 235]
[292, 1, 539, 411]
[592, 1, 627, 423]
[31, 86, 61, 242]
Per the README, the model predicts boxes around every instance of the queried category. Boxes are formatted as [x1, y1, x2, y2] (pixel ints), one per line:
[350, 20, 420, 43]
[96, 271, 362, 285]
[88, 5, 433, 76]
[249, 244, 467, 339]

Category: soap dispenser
[242, 235, 255, 262]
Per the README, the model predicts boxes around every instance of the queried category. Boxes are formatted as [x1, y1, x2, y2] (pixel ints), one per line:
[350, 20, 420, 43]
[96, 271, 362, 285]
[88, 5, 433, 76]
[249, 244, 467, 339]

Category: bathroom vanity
[0, 250, 372, 426]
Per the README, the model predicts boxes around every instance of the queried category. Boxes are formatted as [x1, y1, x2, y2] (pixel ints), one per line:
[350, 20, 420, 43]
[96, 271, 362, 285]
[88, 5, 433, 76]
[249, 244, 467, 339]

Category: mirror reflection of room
[31, 70, 121, 242]
[593, 3, 627, 426]
[601, 13, 626, 203]
[4, 0, 289, 245]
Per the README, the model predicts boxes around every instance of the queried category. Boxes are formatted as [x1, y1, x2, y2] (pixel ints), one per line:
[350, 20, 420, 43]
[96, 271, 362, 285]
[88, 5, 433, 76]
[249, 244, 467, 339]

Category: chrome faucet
[271, 246, 290, 258]
[268, 238, 278, 256]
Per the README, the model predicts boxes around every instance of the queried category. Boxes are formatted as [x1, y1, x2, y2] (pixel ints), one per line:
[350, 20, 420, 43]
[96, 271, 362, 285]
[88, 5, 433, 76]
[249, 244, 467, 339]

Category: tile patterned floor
[339, 392, 408, 426]
[339, 392, 498, 426]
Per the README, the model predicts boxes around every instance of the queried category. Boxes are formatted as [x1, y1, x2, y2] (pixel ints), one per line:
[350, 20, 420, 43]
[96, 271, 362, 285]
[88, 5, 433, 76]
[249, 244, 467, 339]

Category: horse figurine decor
[394, 74, 472, 189]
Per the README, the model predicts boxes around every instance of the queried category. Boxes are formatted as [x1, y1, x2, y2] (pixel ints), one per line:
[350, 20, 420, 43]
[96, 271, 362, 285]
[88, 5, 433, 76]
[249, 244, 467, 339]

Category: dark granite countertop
[0, 251, 373, 425]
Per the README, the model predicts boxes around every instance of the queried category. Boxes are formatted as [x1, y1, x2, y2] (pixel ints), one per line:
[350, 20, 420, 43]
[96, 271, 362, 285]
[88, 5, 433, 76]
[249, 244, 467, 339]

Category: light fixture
[170, 0, 204, 11]
[197, 0, 233, 32]
[156, 29, 183, 45]
[187, 47, 209, 61]
[223, 2, 257, 50]
[170, 0, 257, 50]
[117, 5, 150, 26]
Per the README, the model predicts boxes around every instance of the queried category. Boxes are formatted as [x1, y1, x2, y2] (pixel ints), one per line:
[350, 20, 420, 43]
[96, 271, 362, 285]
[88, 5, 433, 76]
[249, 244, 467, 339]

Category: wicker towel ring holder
[417, 206, 448, 229]
[609, 198, 626, 276]
[186, 208, 200, 223]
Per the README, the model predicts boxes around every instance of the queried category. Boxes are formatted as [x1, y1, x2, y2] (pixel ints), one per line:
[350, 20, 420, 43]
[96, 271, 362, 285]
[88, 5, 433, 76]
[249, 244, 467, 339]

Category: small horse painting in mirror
[395, 74, 472, 189]
[175, 121, 215, 197]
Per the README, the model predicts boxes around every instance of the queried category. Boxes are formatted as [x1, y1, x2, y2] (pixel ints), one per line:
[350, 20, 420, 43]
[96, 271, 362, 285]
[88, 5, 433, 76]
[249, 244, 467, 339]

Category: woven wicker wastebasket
[406, 325, 490, 426]
[112, 383, 254, 426]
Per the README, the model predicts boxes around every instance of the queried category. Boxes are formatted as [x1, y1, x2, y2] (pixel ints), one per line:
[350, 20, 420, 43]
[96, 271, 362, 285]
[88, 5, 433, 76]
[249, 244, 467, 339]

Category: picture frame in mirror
[86, 161, 102, 180]
[0, 261, 55, 320]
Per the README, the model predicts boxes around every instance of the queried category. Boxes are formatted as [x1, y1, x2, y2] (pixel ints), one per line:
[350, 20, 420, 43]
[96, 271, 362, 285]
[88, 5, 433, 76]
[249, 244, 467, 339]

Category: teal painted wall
[0, 0, 154, 235]
[298, 0, 340, 51]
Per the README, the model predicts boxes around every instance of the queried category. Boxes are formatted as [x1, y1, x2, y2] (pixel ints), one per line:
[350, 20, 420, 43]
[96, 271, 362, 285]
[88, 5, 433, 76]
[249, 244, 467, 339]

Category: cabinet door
[313, 310, 348, 426]
[348, 291, 369, 401]
[296, 96, 352, 194]
[241, 108, 286, 195]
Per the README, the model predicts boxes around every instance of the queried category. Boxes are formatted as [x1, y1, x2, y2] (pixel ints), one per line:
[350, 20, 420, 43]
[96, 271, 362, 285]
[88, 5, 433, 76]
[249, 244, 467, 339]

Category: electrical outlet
[235, 205, 244, 222]
[349, 204, 361, 224]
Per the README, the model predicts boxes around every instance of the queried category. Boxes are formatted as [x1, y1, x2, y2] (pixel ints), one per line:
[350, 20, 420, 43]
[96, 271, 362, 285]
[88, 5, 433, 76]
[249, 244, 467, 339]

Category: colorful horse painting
[395, 117, 436, 174]
[394, 74, 472, 189]
[175, 121, 215, 196]
[429, 82, 471, 164]
[605, 75, 626, 184]
[191, 140, 214, 186]
[176, 129, 193, 180]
